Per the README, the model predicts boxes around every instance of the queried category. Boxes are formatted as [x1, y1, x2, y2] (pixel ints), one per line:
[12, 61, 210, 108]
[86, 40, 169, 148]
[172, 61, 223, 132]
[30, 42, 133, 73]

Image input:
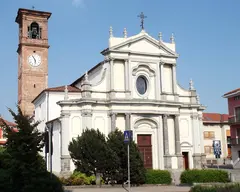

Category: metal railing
[228, 116, 240, 124]
[231, 138, 240, 145]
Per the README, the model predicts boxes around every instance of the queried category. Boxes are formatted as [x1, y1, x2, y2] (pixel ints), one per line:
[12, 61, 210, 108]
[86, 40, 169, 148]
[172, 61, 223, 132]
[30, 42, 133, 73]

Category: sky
[0, 0, 240, 121]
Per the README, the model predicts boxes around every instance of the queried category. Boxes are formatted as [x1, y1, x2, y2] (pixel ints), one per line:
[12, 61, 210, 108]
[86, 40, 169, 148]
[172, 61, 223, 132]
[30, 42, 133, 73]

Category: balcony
[231, 138, 240, 145]
[228, 116, 240, 124]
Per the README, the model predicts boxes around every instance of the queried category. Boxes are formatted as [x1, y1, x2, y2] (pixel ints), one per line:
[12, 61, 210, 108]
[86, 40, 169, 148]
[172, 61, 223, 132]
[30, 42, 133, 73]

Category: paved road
[65, 186, 191, 192]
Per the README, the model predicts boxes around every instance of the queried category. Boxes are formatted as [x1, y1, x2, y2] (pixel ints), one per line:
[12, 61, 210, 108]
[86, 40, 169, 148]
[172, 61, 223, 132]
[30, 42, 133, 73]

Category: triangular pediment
[108, 33, 178, 57]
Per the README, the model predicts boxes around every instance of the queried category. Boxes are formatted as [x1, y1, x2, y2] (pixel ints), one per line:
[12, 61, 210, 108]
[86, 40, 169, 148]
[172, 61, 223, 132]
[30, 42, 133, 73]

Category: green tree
[107, 129, 146, 185]
[68, 128, 118, 181]
[0, 106, 64, 192]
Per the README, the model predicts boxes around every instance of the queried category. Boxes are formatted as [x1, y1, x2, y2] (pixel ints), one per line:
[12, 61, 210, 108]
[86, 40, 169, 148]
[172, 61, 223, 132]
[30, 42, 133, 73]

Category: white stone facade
[33, 28, 206, 175]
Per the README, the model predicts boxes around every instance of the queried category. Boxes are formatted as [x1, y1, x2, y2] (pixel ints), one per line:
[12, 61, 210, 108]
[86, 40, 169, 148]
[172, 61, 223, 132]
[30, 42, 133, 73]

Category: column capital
[81, 109, 92, 117]
[175, 114, 180, 117]
[163, 114, 169, 118]
[191, 114, 198, 120]
[159, 60, 165, 65]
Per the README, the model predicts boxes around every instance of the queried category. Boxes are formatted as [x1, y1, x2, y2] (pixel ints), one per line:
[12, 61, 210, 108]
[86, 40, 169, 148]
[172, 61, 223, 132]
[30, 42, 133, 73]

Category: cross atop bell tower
[16, 8, 52, 116]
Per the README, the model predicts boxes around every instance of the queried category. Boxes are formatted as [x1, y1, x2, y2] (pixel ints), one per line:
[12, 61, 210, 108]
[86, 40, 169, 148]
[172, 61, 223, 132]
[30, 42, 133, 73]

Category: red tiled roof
[32, 85, 81, 103]
[0, 118, 16, 127]
[0, 140, 6, 145]
[223, 88, 240, 97]
[203, 113, 229, 123]
[44, 85, 81, 92]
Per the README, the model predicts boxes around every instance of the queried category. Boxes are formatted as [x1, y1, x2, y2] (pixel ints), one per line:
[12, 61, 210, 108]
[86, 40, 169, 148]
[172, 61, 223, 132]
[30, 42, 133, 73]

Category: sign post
[124, 130, 133, 192]
[213, 140, 221, 169]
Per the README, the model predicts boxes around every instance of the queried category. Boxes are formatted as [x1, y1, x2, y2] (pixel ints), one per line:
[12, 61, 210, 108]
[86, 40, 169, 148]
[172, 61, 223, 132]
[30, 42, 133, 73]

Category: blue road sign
[124, 130, 133, 143]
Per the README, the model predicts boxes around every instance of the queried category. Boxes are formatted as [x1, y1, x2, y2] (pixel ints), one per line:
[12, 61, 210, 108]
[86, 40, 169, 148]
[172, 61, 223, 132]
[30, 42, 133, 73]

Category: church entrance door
[182, 152, 189, 170]
[137, 134, 152, 169]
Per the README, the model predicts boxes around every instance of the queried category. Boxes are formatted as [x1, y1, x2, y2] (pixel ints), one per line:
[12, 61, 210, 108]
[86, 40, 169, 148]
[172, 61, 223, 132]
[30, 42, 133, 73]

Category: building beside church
[15, 8, 206, 175]
[0, 117, 17, 145]
[202, 113, 231, 165]
[223, 88, 240, 168]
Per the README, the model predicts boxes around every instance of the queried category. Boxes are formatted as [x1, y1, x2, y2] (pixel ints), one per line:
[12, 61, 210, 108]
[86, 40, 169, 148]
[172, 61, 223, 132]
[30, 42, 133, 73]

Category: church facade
[32, 25, 206, 174]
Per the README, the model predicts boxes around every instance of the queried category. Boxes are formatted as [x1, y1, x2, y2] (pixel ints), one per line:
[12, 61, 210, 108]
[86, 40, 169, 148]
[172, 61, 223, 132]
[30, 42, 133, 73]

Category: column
[124, 60, 129, 91]
[60, 112, 71, 174]
[172, 65, 177, 94]
[174, 115, 183, 169]
[163, 114, 171, 169]
[125, 113, 131, 130]
[111, 113, 116, 132]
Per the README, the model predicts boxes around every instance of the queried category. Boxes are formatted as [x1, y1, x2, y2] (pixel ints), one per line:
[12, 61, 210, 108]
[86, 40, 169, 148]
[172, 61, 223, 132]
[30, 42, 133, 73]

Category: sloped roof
[203, 113, 229, 123]
[0, 117, 16, 127]
[32, 85, 81, 103]
[223, 88, 240, 98]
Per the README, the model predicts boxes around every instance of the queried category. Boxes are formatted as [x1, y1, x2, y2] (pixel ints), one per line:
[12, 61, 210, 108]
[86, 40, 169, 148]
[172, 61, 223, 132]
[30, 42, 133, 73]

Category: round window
[136, 76, 148, 95]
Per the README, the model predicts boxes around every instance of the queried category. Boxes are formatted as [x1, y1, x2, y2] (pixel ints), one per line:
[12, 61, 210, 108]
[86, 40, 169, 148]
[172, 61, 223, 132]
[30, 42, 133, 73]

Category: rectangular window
[204, 131, 215, 139]
[204, 146, 214, 154]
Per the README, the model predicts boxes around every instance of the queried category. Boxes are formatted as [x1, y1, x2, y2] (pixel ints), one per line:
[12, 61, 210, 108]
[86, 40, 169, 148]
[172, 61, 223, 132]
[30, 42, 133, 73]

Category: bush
[180, 169, 230, 184]
[145, 169, 172, 184]
[60, 171, 102, 186]
[190, 183, 240, 192]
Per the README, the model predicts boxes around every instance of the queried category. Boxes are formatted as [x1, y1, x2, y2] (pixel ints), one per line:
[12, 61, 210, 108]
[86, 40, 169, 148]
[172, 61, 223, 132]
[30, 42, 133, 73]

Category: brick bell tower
[16, 8, 51, 116]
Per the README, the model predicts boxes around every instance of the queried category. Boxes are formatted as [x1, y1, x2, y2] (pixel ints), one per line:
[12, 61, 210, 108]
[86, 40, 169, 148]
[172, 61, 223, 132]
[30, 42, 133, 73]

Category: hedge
[145, 169, 172, 184]
[180, 169, 230, 184]
[190, 183, 240, 192]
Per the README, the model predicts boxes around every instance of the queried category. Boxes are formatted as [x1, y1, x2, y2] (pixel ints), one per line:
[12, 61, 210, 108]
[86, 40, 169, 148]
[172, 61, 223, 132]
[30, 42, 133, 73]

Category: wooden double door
[137, 134, 153, 169]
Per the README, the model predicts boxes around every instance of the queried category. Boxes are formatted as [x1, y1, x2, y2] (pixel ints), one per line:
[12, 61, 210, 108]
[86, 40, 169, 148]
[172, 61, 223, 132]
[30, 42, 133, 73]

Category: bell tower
[15, 8, 51, 116]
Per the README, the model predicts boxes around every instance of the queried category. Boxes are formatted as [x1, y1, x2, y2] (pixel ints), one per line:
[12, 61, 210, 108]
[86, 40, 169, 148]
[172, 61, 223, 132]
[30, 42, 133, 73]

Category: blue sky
[0, 0, 240, 121]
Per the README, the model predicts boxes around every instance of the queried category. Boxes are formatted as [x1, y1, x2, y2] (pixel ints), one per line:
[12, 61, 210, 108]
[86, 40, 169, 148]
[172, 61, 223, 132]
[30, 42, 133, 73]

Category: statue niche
[28, 22, 42, 39]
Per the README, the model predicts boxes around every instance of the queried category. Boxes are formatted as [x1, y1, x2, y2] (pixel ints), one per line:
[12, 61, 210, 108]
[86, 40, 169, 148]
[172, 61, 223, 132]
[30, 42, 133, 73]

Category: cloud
[72, 0, 85, 7]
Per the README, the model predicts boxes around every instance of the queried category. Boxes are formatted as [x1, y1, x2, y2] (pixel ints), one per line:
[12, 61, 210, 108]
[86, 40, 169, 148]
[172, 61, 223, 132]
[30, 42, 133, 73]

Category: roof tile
[203, 113, 229, 123]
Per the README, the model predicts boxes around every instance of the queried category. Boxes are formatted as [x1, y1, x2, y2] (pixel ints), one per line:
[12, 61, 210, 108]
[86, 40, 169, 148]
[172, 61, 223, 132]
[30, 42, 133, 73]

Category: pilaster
[156, 62, 161, 99]
[125, 113, 131, 130]
[191, 114, 202, 168]
[124, 60, 129, 91]
[160, 62, 164, 94]
[110, 112, 117, 132]
[60, 112, 71, 174]
[81, 109, 92, 130]
[172, 64, 177, 94]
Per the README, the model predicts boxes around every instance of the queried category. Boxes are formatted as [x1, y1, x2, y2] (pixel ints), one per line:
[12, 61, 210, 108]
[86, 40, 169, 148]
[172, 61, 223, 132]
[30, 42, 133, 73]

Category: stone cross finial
[189, 79, 195, 90]
[123, 28, 127, 38]
[170, 33, 175, 44]
[64, 85, 69, 100]
[109, 26, 113, 37]
[158, 32, 162, 41]
[196, 94, 200, 104]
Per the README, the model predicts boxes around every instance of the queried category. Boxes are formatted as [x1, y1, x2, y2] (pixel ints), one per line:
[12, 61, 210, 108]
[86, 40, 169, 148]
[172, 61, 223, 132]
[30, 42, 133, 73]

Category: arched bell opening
[28, 22, 42, 39]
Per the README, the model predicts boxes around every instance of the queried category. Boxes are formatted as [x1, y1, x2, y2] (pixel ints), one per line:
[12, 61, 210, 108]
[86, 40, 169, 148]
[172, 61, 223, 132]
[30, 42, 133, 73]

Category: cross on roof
[138, 12, 147, 30]
[32, 6, 35, 10]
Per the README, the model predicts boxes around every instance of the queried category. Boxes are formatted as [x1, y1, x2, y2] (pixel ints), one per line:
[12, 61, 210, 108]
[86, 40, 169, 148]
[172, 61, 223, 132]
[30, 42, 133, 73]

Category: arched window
[28, 22, 42, 39]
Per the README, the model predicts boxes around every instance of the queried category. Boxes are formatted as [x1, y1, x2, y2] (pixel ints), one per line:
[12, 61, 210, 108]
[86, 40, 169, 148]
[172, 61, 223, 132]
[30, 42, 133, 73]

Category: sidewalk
[65, 186, 191, 192]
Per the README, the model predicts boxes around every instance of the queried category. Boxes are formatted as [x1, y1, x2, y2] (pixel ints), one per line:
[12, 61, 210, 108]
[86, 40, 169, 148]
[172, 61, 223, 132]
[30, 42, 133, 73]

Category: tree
[107, 129, 146, 185]
[0, 106, 63, 192]
[68, 128, 118, 181]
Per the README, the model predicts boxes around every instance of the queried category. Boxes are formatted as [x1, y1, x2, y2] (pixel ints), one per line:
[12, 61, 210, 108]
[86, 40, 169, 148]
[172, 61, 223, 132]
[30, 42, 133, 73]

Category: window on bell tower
[28, 22, 42, 39]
